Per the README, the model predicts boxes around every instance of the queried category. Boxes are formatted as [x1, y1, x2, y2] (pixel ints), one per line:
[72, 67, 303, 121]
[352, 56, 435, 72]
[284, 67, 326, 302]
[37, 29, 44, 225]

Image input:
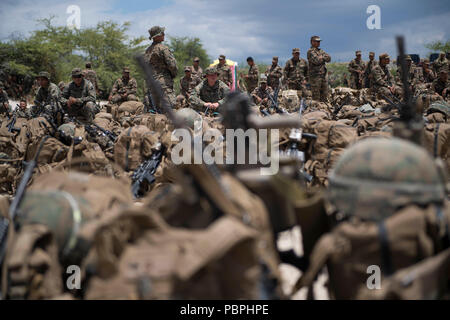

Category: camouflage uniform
[348, 53, 365, 89]
[364, 52, 377, 88]
[145, 26, 178, 106]
[34, 72, 62, 117]
[0, 86, 11, 115]
[110, 77, 138, 104]
[245, 64, 259, 94]
[422, 64, 436, 84]
[433, 55, 449, 74]
[61, 69, 97, 121]
[370, 61, 393, 98]
[266, 60, 283, 90]
[216, 55, 232, 87]
[190, 65, 203, 80]
[176, 69, 201, 108]
[307, 37, 331, 102]
[284, 54, 308, 94]
[14, 106, 32, 119]
[251, 83, 274, 108]
[83, 68, 98, 91]
[431, 77, 449, 97]
[189, 79, 230, 112]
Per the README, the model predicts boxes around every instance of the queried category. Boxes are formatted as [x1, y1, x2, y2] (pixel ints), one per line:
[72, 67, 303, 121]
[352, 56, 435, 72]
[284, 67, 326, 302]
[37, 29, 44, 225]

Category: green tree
[425, 40, 450, 53]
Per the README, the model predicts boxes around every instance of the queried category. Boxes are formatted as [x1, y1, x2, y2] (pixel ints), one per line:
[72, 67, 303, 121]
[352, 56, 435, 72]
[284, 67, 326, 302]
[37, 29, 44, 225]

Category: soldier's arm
[322, 51, 331, 63]
[163, 47, 178, 78]
[348, 61, 357, 73]
[308, 50, 322, 66]
[303, 62, 309, 81]
[80, 81, 96, 104]
[128, 79, 137, 95]
[283, 61, 290, 79]
[60, 86, 70, 105]
[217, 81, 231, 106]
[189, 83, 206, 111]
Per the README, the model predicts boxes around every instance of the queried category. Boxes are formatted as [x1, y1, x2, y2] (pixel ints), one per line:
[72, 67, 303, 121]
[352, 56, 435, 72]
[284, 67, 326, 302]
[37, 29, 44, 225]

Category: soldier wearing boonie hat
[109, 67, 138, 105]
[307, 35, 331, 102]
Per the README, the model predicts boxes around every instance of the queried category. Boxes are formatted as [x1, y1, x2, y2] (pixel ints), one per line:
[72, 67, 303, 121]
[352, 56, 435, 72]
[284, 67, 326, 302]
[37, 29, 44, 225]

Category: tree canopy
[0, 17, 211, 99]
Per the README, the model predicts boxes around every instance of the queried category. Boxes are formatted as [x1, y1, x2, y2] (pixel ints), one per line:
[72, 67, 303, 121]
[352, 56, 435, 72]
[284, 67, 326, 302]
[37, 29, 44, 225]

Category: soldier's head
[85, 62, 92, 69]
[327, 138, 446, 221]
[193, 57, 200, 67]
[19, 98, 27, 110]
[439, 70, 448, 81]
[405, 55, 412, 67]
[218, 55, 226, 65]
[272, 56, 278, 65]
[292, 48, 300, 60]
[122, 67, 130, 80]
[246, 57, 254, 66]
[184, 66, 192, 78]
[439, 51, 445, 59]
[310, 35, 321, 48]
[58, 81, 66, 91]
[422, 58, 430, 69]
[355, 50, 362, 60]
[369, 52, 375, 60]
[71, 68, 83, 86]
[260, 78, 267, 89]
[205, 67, 218, 86]
[379, 53, 390, 66]
[149, 26, 165, 42]
[37, 71, 50, 88]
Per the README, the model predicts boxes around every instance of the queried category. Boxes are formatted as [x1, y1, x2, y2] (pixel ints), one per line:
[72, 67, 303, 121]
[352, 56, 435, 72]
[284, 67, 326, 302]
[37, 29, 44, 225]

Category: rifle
[145, 88, 160, 114]
[71, 117, 115, 147]
[0, 135, 51, 298]
[91, 122, 117, 142]
[6, 113, 19, 133]
[332, 95, 351, 120]
[131, 144, 165, 198]
[268, 89, 288, 114]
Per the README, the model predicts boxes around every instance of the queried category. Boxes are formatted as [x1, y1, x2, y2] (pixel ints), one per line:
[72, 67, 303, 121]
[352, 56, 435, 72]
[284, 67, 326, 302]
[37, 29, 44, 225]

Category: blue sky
[1, 0, 449, 65]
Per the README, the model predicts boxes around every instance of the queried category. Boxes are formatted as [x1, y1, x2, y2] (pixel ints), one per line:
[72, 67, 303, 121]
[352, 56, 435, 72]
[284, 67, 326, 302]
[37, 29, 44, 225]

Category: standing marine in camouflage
[83, 62, 98, 93]
[109, 67, 138, 105]
[189, 67, 230, 113]
[364, 52, 378, 88]
[145, 26, 178, 106]
[433, 52, 449, 74]
[244, 56, 259, 94]
[216, 55, 233, 88]
[0, 81, 11, 116]
[60, 68, 97, 122]
[284, 48, 308, 96]
[348, 51, 365, 89]
[14, 99, 32, 119]
[251, 77, 274, 109]
[307, 36, 331, 102]
[370, 53, 395, 99]
[190, 57, 203, 80]
[176, 67, 201, 108]
[34, 71, 62, 118]
[265, 56, 283, 91]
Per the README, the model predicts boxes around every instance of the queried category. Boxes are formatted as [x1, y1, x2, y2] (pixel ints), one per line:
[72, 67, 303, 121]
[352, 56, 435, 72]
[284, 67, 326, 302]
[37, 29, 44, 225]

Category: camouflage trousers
[155, 75, 176, 107]
[111, 94, 138, 105]
[310, 75, 329, 102]
[350, 74, 363, 90]
[65, 101, 98, 122]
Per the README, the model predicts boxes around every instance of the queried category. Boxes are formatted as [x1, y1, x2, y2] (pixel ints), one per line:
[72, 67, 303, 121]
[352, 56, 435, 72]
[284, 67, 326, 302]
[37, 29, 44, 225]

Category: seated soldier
[14, 98, 32, 119]
[189, 67, 230, 113]
[61, 68, 98, 122]
[109, 67, 138, 105]
[432, 70, 449, 99]
[0, 81, 12, 116]
[176, 66, 201, 108]
[251, 77, 274, 109]
[34, 71, 61, 118]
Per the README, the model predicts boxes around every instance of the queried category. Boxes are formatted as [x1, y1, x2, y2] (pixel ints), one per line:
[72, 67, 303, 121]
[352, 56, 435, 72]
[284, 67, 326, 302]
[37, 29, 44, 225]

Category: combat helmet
[327, 138, 446, 221]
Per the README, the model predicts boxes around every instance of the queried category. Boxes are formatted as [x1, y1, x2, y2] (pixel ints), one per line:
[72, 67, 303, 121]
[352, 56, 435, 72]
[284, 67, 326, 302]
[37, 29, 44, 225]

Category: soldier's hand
[211, 103, 219, 109]
[204, 102, 211, 108]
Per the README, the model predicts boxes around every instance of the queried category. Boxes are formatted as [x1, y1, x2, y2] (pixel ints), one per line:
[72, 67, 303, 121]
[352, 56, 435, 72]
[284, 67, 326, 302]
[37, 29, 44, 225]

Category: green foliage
[327, 62, 349, 88]
[167, 36, 210, 93]
[0, 16, 148, 99]
[425, 40, 450, 53]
